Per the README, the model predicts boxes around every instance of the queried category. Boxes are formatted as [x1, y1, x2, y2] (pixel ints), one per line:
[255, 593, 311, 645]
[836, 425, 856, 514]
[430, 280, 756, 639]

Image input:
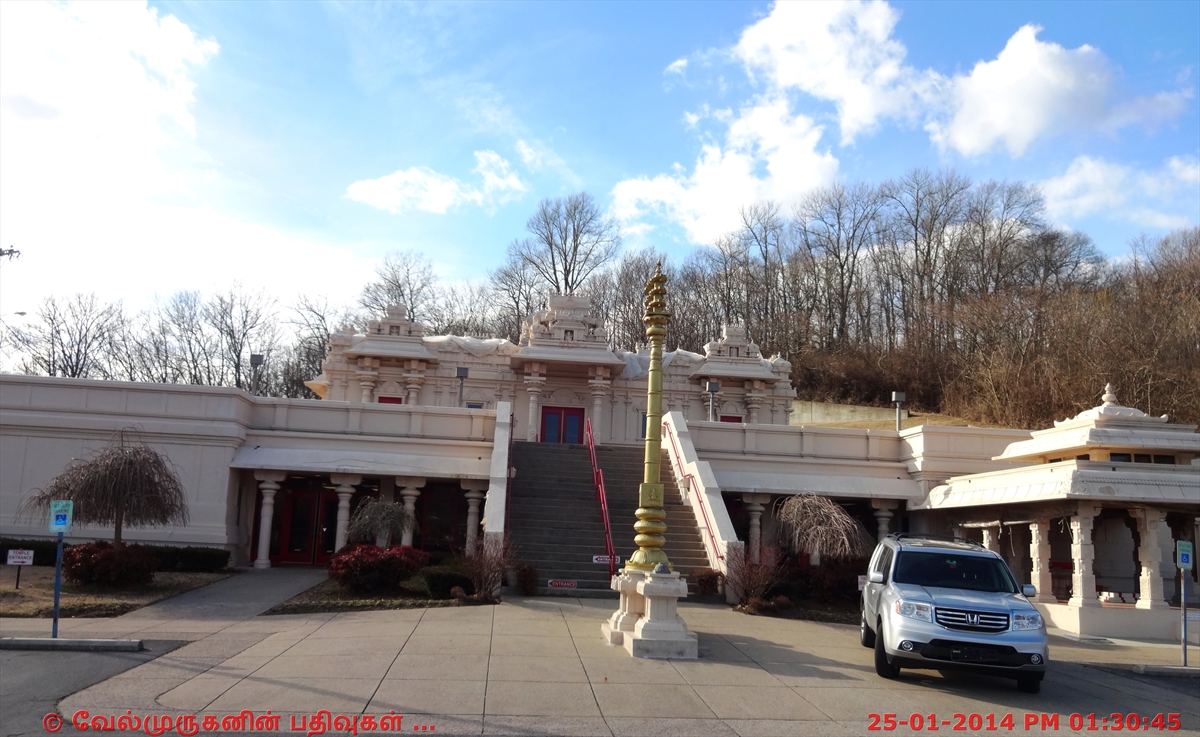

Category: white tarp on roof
[711, 470, 923, 500]
[425, 335, 518, 357]
[619, 349, 704, 379]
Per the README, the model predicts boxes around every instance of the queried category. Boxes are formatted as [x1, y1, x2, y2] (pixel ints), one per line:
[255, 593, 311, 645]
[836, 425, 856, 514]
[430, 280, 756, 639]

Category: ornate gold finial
[628, 261, 672, 571]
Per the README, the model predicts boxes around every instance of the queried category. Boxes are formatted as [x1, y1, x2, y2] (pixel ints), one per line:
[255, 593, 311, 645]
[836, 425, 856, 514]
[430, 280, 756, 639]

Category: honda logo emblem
[967, 613, 980, 626]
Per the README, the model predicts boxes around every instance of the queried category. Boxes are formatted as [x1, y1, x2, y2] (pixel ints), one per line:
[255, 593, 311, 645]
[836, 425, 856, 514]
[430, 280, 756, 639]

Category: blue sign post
[1178, 540, 1193, 667]
[48, 500, 73, 639]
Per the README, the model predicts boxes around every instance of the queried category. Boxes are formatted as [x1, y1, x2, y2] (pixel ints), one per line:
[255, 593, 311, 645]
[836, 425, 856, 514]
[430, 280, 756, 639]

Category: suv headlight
[895, 599, 932, 622]
[1012, 612, 1043, 630]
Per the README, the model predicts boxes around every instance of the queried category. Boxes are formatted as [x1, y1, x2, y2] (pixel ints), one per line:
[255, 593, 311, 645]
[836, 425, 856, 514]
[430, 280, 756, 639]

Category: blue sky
[0, 1, 1196, 316]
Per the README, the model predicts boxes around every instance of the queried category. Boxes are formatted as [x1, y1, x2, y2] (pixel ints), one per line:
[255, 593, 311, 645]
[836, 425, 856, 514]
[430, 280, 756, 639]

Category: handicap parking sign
[49, 500, 73, 533]
[1178, 541, 1194, 571]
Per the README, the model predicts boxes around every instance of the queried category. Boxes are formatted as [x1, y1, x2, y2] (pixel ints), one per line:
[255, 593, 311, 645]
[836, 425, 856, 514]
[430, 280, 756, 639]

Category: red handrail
[585, 418, 617, 577]
[505, 409, 515, 534]
[661, 419, 724, 562]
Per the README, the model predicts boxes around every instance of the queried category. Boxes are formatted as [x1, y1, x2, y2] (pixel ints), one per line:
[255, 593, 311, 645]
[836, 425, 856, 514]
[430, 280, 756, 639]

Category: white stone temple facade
[1, 296, 1196, 642]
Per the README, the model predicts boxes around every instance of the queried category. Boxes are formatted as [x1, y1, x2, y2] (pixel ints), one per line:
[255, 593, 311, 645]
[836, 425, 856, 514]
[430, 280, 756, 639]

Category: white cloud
[665, 58, 688, 75]
[346, 150, 527, 214]
[1040, 155, 1195, 230]
[928, 25, 1191, 157]
[728, 4, 1189, 156]
[0, 2, 380, 317]
[611, 96, 838, 243]
[734, 0, 938, 144]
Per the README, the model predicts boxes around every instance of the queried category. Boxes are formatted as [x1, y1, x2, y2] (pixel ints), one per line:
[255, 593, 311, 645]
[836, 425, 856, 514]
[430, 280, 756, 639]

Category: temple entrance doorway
[541, 406, 584, 444]
[253, 475, 377, 566]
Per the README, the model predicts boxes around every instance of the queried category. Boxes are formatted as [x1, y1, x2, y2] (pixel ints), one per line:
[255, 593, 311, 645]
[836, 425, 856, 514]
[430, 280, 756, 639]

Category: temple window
[564, 330, 574, 341]
[1153, 455, 1176, 464]
[1109, 453, 1131, 462]
[1076, 454, 1090, 461]
[467, 402, 484, 409]
[378, 397, 403, 405]
[1134, 453, 1152, 463]
[730, 347, 739, 357]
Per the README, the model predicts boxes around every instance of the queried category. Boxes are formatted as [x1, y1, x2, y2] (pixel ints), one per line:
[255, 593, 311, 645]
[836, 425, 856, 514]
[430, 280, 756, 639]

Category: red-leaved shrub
[327, 544, 429, 594]
[63, 541, 157, 587]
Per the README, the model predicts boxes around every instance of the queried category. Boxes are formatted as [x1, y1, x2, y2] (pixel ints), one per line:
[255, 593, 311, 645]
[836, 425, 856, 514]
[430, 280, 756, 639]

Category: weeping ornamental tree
[345, 498, 414, 547]
[776, 493, 876, 561]
[22, 430, 189, 545]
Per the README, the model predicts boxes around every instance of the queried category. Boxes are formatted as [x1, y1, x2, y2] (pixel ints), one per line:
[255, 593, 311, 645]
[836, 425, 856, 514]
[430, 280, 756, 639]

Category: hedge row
[0, 538, 230, 572]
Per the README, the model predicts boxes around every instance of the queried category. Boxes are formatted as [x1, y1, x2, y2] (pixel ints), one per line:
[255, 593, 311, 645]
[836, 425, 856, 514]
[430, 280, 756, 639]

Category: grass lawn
[265, 576, 489, 615]
[0, 565, 231, 617]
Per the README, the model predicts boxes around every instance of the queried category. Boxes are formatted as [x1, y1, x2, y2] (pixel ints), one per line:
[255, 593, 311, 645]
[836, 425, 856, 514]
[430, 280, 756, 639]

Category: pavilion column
[462, 480, 488, 552]
[1131, 507, 1169, 610]
[253, 471, 287, 569]
[525, 365, 545, 441]
[871, 499, 899, 541]
[1068, 503, 1101, 608]
[396, 476, 426, 547]
[1029, 519, 1056, 603]
[331, 474, 361, 553]
[742, 493, 771, 564]
[983, 527, 1002, 554]
[588, 368, 610, 442]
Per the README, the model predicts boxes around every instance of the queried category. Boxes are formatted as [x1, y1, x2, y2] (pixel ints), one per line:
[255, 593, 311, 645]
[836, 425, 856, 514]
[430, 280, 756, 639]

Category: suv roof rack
[887, 532, 985, 548]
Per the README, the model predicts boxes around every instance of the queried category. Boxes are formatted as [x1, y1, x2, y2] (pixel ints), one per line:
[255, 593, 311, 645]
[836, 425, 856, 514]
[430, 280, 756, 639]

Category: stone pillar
[525, 367, 545, 441]
[1068, 503, 1101, 608]
[1131, 508, 1169, 609]
[871, 499, 899, 541]
[588, 367, 610, 441]
[1029, 519, 1056, 603]
[983, 527, 1001, 554]
[331, 473, 361, 553]
[461, 480, 488, 552]
[357, 374, 376, 403]
[742, 493, 771, 564]
[396, 477, 425, 547]
[253, 470, 287, 569]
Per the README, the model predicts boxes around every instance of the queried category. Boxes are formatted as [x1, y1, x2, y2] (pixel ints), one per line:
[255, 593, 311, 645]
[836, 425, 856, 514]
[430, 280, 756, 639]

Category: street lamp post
[250, 354, 264, 396]
[706, 380, 719, 422]
[457, 367, 469, 407]
[892, 391, 906, 432]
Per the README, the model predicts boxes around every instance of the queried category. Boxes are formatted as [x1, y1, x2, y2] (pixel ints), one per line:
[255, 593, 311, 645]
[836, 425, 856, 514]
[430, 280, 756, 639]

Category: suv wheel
[873, 619, 900, 679]
[860, 610, 875, 648]
[1017, 677, 1041, 694]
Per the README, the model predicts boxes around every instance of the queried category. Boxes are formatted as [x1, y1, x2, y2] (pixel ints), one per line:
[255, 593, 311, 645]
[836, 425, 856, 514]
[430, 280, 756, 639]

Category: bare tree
[203, 286, 278, 391]
[509, 192, 621, 294]
[10, 294, 123, 378]
[359, 251, 438, 321]
[22, 429, 188, 545]
[489, 255, 546, 342]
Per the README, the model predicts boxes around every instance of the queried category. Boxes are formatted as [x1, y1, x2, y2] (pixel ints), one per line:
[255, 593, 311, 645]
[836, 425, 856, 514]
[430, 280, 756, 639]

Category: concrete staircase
[507, 441, 711, 597]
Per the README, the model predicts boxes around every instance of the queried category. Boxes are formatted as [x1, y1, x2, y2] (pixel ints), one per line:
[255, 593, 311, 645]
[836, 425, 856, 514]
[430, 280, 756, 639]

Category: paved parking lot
[5, 595, 1197, 737]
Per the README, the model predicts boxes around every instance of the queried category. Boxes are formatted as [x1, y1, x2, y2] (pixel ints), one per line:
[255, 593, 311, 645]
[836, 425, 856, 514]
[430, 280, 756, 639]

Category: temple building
[1, 295, 1196, 643]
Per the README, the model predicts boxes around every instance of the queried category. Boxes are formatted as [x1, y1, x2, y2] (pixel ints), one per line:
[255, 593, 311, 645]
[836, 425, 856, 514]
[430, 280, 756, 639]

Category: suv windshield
[892, 551, 1018, 593]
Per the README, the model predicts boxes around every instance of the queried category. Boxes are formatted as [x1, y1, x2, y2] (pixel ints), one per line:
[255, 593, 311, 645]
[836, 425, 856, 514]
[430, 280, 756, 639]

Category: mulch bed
[735, 598, 860, 625]
[262, 578, 495, 615]
[0, 566, 231, 618]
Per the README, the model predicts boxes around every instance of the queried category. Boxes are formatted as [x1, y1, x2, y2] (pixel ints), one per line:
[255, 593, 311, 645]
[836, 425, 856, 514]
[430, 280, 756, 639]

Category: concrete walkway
[0, 567, 326, 642]
[10, 597, 1193, 737]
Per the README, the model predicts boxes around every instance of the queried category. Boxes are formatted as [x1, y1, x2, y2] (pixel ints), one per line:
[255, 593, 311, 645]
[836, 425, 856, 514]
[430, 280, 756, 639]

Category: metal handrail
[662, 419, 724, 562]
[585, 418, 617, 577]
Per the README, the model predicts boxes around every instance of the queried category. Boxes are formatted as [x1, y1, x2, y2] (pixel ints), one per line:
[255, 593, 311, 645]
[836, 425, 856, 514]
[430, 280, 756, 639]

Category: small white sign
[6, 550, 33, 566]
[1187, 611, 1200, 622]
[858, 575, 868, 591]
[592, 555, 621, 565]
[547, 579, 578, 589]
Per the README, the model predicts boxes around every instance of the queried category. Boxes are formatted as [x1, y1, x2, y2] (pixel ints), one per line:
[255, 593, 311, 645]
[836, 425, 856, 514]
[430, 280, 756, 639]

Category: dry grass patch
[794, 412, 1006, 430]
[0, 565, 230, 617]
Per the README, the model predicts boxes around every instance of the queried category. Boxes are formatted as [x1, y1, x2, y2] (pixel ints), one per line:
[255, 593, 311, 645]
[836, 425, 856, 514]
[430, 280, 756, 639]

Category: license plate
[950, 646, 999, 662]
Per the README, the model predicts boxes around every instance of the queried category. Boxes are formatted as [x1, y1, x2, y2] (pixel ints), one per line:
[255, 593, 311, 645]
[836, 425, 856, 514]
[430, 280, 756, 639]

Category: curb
[1132, 664, 1200, 678]
[0, 637, 143, 652]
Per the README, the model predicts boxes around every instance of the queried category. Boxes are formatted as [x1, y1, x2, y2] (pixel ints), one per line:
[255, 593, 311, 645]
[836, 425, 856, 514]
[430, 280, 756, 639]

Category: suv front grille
[934, 607, 1009, 632]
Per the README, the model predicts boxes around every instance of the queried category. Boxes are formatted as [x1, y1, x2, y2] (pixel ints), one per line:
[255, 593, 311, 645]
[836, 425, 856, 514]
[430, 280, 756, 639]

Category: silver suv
[860, 534, 1048, 694]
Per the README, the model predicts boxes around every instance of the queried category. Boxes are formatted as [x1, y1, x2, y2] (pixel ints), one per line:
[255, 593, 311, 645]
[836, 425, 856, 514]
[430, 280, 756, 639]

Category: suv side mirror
[1022, 584, 1037, 598]
[869, 571, 885, 584]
